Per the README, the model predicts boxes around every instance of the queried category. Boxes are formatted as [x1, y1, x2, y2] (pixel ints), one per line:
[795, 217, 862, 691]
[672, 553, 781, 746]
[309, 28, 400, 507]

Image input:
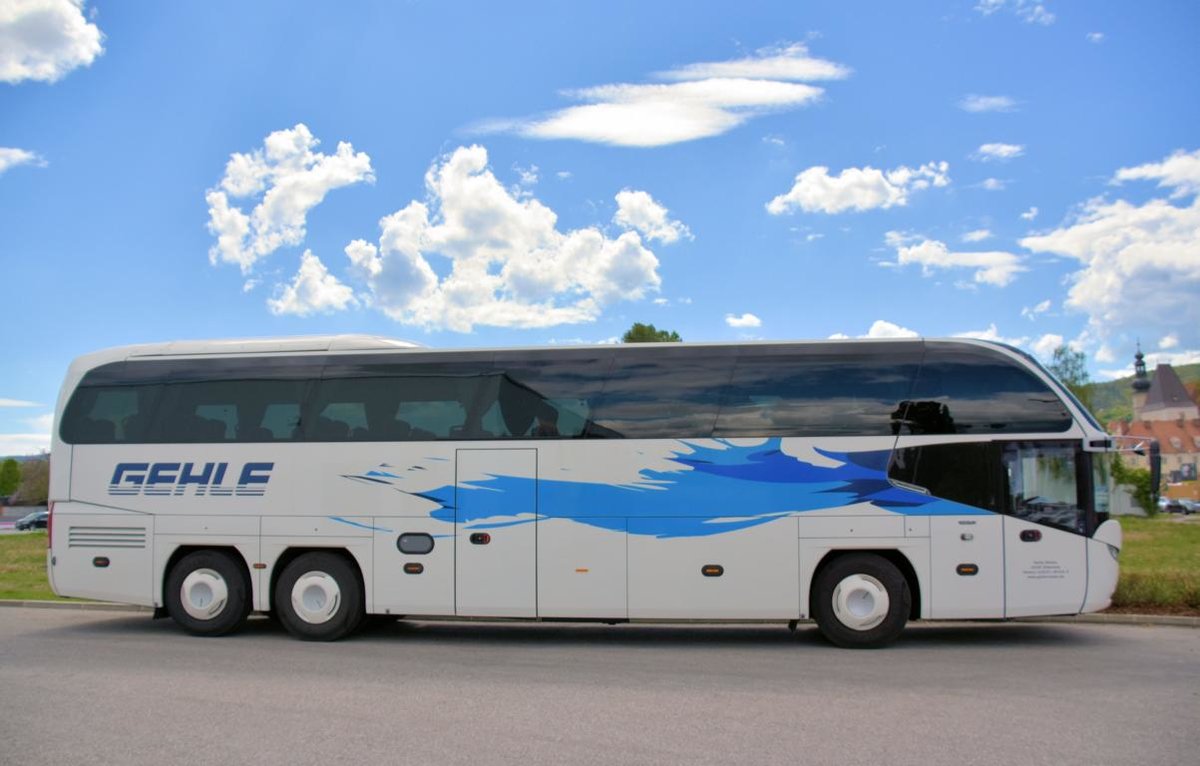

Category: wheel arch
[809, 548, 922, 621]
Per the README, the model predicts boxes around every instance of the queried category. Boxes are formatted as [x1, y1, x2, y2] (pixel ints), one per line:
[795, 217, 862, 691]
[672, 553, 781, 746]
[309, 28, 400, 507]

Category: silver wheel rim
[291, 571, 341, 625]
[180, 568, 229, 621]
[831, 573, 890, 631]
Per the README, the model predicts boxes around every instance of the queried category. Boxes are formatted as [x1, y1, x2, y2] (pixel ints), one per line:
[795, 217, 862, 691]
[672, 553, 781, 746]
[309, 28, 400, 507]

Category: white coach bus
[47, 336, 1139, 648]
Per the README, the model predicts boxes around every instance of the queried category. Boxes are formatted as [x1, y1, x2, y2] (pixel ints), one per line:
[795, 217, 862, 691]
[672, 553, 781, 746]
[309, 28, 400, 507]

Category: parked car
[1178, 499, 1199, 515]
[15, 510, 48, 531]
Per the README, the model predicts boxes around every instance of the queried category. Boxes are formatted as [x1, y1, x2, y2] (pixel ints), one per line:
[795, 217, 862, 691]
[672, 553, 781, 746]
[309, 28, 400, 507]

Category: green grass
[0, 531, 71, 601]
[1110, 517, 1200, 613]
[2, 519, 1198, 612]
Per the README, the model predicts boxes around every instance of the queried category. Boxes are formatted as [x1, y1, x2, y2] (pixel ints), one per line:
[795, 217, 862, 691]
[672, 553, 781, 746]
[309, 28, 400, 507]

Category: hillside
[1087, 362, 1200, 423]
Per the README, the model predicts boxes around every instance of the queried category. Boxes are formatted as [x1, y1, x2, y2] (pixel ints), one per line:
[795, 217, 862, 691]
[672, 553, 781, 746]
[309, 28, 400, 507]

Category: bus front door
[455, 449, 537, 617]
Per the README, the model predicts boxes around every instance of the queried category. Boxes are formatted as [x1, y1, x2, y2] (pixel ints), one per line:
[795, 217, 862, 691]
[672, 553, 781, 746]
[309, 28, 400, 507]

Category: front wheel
[165, 550, 251, 636]
[274, 552, 364, 641]
[811, 553, 911, 649]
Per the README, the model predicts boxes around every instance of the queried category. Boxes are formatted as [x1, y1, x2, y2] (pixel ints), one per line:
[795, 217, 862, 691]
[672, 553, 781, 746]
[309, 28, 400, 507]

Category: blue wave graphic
[345, 439, 986, 538]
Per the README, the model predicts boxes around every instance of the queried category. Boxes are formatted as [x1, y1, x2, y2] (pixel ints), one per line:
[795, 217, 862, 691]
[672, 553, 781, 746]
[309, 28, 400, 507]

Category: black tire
[274, 552, 364, 641]
[165, 550, 251, 636]
[810, 553, 910, 649]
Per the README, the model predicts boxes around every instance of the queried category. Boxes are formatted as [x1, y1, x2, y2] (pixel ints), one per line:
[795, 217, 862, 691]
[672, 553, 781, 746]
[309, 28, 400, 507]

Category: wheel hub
[180, 568, 229, 621]
[291, 571, 341, 625]
[831, 573, 890, 631]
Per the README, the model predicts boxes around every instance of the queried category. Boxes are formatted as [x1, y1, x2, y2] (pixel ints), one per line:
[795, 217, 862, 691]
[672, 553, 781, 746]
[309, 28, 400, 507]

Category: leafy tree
[17, 458, 49, 506]
[1046, 344, 1095, 412]
[1112, 454, 1157, 517]
[0, 458, 19, 497]
[621, 323, 682, 343]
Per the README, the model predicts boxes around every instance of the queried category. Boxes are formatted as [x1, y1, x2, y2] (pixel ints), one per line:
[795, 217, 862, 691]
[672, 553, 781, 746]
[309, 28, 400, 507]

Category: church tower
[1131, 344, 1151, 419]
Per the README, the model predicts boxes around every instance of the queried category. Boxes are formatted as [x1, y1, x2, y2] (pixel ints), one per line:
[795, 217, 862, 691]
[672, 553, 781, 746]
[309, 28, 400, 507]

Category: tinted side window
[901, 343, 1072, 434]
[588, 347, 735, 438]
[889, 442, 1003, 512]
[61, 384, 161, 444]
[315, 354, 498, 441]
[492, 350, 613, 438]
[156, 379, 309, 442]
[715, 344, 921, 437]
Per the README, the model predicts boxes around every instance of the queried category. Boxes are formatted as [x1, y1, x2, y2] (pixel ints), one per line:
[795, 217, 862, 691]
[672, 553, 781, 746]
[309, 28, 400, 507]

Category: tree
[1112, 454, 1156, 517]
[0, 458, 19, 497]
[16, 458, 49, 506]
[621, 323, 682, 343]
[1046, 344, 1095, 412]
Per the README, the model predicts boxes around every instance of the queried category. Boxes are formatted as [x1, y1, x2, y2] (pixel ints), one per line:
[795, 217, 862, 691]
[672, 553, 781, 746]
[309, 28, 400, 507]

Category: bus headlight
[1106, 544, 1120, 561]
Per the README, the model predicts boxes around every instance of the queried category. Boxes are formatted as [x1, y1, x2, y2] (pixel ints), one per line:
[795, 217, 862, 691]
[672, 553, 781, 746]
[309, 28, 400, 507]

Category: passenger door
[455, 449, 537, 617]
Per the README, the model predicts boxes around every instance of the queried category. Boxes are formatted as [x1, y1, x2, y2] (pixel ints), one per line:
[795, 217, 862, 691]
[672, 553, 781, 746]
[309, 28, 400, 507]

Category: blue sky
[2, 0, 1198, 454]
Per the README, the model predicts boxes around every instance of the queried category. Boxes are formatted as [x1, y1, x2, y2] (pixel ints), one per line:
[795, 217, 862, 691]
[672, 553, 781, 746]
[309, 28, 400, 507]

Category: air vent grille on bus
[68, 526, 147, 549]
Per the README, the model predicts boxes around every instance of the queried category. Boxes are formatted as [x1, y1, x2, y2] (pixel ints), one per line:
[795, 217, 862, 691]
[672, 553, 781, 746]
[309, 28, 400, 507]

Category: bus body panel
[1003, 517, 1087, 617]
[372, 517, 455, 616]
[538, 518, 627, 619]
[928, 516, 1004, 618]
[50, 504, 155, 606]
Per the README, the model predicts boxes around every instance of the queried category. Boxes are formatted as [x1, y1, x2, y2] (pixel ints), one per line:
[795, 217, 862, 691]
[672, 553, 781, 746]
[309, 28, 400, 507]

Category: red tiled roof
[1108, 418, 1200, 455]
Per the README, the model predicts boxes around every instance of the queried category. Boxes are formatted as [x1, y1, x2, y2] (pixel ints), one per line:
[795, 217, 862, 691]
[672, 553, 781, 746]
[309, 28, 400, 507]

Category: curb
[1, 599, 1196, 626]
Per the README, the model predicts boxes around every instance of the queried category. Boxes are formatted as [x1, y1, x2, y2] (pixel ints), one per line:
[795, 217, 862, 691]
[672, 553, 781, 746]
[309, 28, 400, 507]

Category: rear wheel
[274, 552, 364, 641]
[811, 553, 910, 649]
[165, 550, 251, 636]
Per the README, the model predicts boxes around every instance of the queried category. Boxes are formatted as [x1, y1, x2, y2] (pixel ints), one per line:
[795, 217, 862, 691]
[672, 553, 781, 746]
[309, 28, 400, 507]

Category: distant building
[1107, 346, 1200, 496]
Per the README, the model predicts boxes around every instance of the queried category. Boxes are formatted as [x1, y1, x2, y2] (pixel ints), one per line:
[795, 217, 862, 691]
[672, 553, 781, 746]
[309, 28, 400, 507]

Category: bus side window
[889, 442, 1002, 512]
[1001, 442, 1085, 534]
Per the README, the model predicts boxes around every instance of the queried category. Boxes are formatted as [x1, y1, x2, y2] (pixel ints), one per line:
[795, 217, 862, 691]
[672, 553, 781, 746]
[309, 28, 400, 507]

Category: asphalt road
[1, 608, 1196, 766]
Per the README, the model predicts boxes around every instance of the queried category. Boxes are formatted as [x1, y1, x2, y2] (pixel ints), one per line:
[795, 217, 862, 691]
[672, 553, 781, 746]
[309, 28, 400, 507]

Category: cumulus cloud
[1021, 299, 1052, 320]
[0, 0, 103, 84]
[484, 43, 846, 147]
[766, 161, 949, 215]
[885, 231, 1025, 287]
[1020, 148, 1200, 348]
[0, 433, 49, 456]
[979, 177, 1006, 191]
[1099, 349, 1200, 380]
[829, 320, 919, 339]
[962, 228, 993, 242]
[725, 312, 762, 328]
[345, 145, 670, 332]
[0, 147, 46, 175]
[613, 190, 691, 243]
[959, 94, 1018, 113]
[1159, 334, 1179, 350]
[1087, 32, 1105, 44]
[205, 124, 374, 273]
[1020, 205, 1039, 220]
[266, 250, 358, 317]
[953, 324, 1028, 347]
[1031, 333, 1064, 358]
[973, 142, 1025, 162]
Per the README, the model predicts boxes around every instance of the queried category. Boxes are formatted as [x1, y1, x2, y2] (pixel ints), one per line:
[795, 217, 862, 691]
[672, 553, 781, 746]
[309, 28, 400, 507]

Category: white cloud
[486, 43, 846, 147]
[206, 124, 374, 273]
[512, 164, 538, 188]
[1020, 205, 1039, 220]
[1159, 334, 1179, 350]
[346, 145, 667, 331]
[0, 433, 49, 456]
[973, 142, 1025, 162]
[952, 323, 1027, 347]
[0, 0, 103, 84]
[885, 232, 1024, 286]
[613, 190, 691, 244]
[25, 412, 54, 433]
[0, 147, 46, 175]
[1032, 333, 1064, 359]
[1095, 344, 1116, 363]
[975, 1, 1055, 25]
[1021, 298, 1052, 319]
[959, 94, 1018, 113]
[1087, 32, 1105, 44]
[0, 398, 38, 408]
[556, 170, 572, 180]
[1112, 148, 1200, 197]
[962, 228, 993, 242]
[830, 320, 919, 339]
[767, 161, 949, 215]
[725, 312, 762, 328]
[1020, 149, 1200, 348]
[980, 178, 1006, 191]
[266, 250, 358, 317]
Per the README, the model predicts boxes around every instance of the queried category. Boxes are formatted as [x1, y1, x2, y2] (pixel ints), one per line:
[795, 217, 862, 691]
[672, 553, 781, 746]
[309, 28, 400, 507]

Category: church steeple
[1132, 342, 1150, 417]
